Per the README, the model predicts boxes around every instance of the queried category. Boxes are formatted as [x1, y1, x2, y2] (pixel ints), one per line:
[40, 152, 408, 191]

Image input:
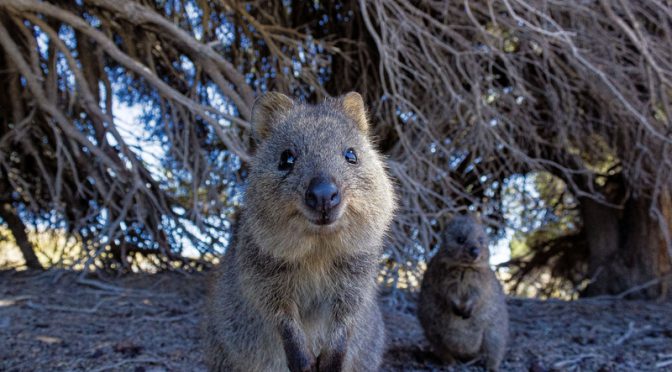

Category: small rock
[529, 360, 548, 372]
[113, 340, 143, 357]
[598, 364, 615, 372]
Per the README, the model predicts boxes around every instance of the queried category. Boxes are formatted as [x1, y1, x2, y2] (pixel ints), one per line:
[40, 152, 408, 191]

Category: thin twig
[552, 353, 600, 369]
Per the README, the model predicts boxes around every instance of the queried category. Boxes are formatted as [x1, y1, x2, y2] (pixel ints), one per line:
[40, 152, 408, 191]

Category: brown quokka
[418, 215, 508, 371]
[204, 92, 396, 372]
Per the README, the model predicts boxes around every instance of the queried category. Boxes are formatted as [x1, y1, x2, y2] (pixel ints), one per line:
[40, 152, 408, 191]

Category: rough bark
[581, 191, 672, 299]
[0, 203, 42, 270]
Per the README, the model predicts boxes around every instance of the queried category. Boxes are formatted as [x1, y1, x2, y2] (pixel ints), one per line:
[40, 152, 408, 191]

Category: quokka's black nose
[468, 246, 480, 259]
[305, 177, 340, 213]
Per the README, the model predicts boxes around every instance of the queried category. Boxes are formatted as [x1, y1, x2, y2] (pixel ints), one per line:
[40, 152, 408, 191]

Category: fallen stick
[612, 321, 652, 346]
[25, 296, 118, 314]
[657, 359, 672, 369]
[553, 353, 600, 369]
[0, 295, 33, 307]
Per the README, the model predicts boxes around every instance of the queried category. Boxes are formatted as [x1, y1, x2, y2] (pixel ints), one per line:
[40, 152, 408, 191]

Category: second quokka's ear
[340, 92, 368, 134]
[251, 92, 294, 141]
[471, 212, 484, 225]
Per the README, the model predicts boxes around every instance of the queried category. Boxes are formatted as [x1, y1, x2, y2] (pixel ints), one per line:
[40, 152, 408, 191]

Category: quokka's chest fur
[444, 267, 488, 296]
[240, 240, 375, 307]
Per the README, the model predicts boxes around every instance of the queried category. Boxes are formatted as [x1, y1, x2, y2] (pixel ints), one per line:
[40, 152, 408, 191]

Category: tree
[0, 0, 366, 271]
[1, 0, 670, 299]
[361, 0, 672, 298]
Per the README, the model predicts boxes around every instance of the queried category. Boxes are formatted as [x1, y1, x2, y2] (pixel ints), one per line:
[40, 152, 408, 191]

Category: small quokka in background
[203, 92, 396, 372]
[418, 215, 509, 371]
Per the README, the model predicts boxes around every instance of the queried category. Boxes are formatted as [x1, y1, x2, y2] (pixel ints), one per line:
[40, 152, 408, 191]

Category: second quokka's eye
[456, 236, 466, 244]
[279, 150, 296, 171]
[344, 148, 358, 164]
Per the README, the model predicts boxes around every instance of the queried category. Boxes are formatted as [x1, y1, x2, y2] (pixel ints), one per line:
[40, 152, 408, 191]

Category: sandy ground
[1, 269, 671, 371]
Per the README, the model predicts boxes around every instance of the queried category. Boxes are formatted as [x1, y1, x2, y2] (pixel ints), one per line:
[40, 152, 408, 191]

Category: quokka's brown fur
[203, 92, 396, 372]
[418, 215, 509, 371]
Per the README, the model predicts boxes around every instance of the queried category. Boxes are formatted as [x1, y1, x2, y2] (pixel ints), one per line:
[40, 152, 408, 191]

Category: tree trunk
[580, 190, 672, 299]
[0, 203, 42, 270]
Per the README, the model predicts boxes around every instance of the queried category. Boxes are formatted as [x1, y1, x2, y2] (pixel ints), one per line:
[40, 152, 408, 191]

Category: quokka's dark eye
[344, 148, 358, 164]
[456, 236, 466, 244]
[278, 150, 296, 171]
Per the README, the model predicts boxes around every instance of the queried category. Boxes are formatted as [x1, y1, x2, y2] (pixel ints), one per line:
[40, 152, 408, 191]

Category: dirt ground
[1, 270, 671, 372]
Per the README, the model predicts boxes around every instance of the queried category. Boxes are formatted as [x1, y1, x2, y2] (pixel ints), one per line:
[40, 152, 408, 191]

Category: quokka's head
[440, 215, 490, 266]
[244, 92, 395, 260]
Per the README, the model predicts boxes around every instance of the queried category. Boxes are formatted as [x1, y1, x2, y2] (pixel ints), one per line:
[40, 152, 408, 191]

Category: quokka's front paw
[317, 334, 347, 372]
[317, 350, 345, 372]
[286, 349, 317, 372]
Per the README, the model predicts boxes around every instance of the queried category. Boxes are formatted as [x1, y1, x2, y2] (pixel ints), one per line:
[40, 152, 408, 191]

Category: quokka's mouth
[453, 257, 487, 267]
[308, 213, 338, 227]
[302, 208, 346, 232]
[312, 218, 334, 226]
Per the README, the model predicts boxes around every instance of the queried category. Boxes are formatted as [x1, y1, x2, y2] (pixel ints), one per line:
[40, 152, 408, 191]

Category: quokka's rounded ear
[472, 212, 484, 225]
[251, 92, 294, 141]
[340, 92, 368, 134]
